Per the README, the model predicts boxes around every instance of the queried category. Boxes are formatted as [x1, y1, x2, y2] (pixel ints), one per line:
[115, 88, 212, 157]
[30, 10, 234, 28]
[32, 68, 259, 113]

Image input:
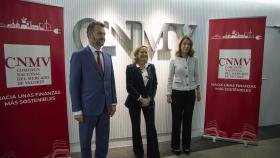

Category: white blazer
[167, 56, 200, 95]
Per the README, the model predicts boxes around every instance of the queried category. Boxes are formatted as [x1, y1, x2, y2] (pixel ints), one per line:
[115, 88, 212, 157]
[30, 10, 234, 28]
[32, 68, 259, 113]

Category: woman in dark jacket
[125, 45, 160, 158]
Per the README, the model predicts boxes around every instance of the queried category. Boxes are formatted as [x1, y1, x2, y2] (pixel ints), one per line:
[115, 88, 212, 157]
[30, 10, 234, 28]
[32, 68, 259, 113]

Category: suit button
[186, 75, 188, 77]
[186, 84, 189, 86]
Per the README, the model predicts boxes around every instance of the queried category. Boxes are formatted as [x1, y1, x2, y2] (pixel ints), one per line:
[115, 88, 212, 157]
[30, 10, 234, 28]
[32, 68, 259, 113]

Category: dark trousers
[171, 90, 195, 150]
[79, 109, 110, 158]
[128, 105, 160, 158]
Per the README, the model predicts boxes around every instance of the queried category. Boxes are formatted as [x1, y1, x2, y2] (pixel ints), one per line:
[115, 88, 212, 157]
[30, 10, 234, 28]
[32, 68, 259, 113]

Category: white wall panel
[24, 0, 280, 151]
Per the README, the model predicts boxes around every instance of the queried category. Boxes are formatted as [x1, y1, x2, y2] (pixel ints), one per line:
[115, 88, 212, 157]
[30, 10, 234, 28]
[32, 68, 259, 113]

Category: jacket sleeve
[149, 64, 158, 99]
[110, 57, 117, 104]
[70, 52, 82, 112]
[126, 65, 141, 100]
[194, 57, 200, 87]
[167, 59, 175, 95]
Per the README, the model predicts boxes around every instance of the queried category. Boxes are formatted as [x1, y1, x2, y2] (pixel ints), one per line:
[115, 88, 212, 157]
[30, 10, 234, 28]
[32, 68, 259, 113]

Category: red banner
[204, 17, 266, 142]
[0, 0, 69, 157]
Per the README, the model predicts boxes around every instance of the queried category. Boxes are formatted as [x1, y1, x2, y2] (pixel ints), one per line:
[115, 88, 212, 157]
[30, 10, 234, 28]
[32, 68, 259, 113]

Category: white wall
[259, 28, 280, 126]
[25, 0, 280, 152]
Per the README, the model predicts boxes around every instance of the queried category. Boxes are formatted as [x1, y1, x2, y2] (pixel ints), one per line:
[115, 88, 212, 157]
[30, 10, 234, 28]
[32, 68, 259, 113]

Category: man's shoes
[183, 149, 190, 155]
[171, 149, 181, 155]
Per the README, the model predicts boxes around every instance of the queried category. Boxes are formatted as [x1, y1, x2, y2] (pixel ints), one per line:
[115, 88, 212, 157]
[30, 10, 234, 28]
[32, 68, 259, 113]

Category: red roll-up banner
[0, 0, 70, 157]
[204, 17, 266, 142]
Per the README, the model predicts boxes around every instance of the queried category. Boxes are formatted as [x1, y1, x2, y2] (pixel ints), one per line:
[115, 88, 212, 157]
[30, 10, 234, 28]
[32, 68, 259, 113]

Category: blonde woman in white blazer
[166, 36, 201, 155]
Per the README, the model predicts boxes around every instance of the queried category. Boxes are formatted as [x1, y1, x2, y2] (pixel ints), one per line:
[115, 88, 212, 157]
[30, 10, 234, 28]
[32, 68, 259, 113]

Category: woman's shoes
[171, 148, 191, 155]
[135, 154, 143, 158]
[171, 149, 181, 155]
[183, 149, 190, 155]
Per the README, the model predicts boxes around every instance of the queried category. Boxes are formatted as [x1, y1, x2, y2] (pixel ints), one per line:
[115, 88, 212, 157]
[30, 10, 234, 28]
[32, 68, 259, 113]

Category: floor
[71, 124, 280, 158]
[165, 137, 280, 158]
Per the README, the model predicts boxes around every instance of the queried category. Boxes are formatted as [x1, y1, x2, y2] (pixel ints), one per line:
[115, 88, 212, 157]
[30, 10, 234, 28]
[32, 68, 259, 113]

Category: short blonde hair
[132, 45, 148, 63]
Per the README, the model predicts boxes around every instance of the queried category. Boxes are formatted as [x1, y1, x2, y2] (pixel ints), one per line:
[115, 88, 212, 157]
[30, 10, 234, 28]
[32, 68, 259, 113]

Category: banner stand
[204, 16, 266, 146]
[0, 1, 70, 157]
[203, 135, 258, 147]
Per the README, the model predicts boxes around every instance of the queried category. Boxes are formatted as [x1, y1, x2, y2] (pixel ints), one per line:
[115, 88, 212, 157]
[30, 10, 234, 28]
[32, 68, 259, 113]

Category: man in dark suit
[70, 21, 117, 158]
[125, 45, 160, 158]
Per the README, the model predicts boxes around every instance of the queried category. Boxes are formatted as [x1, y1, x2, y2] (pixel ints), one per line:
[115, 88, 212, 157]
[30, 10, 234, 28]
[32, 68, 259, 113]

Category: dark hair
[176, 35, 195, 57]
[87, 21, 105, 34]
[133, 45, 148, 64]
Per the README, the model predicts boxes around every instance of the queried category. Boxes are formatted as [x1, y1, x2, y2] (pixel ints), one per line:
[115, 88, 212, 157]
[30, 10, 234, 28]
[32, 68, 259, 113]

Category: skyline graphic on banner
[0, 151, 16, 158]
[204, 120, 257, 141]
[211, 29, 262, 40]
[0, 17, 61, 34]
[44, 140, 70, 158]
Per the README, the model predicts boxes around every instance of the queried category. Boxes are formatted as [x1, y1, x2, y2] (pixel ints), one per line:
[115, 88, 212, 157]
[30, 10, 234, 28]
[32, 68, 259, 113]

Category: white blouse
[136, 63, 150, 87]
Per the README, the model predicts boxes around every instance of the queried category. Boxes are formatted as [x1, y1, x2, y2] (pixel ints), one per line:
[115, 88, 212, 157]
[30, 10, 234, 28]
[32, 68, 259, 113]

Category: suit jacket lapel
[85, 46, 103, 78]
[133, 64, 145, 87]
[103, 52, 108, 78]
[146, 64, 152, 87]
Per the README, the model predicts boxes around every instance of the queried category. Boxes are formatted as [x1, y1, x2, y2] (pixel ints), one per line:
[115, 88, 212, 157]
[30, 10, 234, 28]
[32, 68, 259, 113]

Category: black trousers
[128, 105, 160, 158]
[171, 89, 196, 150]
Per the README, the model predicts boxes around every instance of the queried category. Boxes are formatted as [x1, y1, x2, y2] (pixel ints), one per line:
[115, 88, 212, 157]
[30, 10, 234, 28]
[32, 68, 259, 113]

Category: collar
[175, 56, 187, 59]
[88, 44, 103, 53]
[136, 63, 150, 69]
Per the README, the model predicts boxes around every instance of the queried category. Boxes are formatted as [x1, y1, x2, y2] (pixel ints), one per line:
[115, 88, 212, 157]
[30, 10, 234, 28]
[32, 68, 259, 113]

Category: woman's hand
[139, 97, 150, 107]
[167, 95, 172, 104]
[196, 90, 201, 102]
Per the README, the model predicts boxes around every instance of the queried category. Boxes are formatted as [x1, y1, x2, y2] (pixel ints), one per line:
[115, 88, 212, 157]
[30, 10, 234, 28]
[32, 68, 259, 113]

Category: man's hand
[74, 114, 84, 123]
[110, 106, 116, 117]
